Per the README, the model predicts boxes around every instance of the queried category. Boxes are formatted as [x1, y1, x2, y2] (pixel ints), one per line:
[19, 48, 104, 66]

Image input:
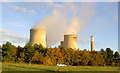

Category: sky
[0, 2, 118, 52]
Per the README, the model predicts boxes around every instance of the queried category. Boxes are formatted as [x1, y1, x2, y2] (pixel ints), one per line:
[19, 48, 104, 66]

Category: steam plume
[33, 3, 96, 47]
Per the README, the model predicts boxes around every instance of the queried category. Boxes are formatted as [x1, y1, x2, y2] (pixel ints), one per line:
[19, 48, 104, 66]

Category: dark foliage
[2, 42, 119, 66]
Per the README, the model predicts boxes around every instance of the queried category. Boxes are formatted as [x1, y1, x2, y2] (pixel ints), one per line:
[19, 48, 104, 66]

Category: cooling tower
[91, 36, 94, 51]
[61, 41, 64, 47]
[30, 29, 47, 48]
[62, 34, 78, 50]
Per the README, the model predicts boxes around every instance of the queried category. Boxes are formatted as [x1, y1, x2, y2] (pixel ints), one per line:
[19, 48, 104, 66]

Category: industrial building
[91, 36, 94, 51]
[30, 28, 47, 48]
[59, 34, 78, 50]
[29, 28, 94, 51]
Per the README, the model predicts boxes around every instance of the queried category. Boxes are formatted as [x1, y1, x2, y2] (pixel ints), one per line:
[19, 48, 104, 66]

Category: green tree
[105, 48, 114, 66]
[23, 42, 35, 63]
[15, 46, 25, 62]
[100, 49, 107, 59]
[33, 44, 43, 52]
[114, 51, 119, 59]
[91, 51, 105, 66]
[2, 42, 16, 61]
[88, 59, 98, 66]
[31, 51, 44, 64]
[106, 48, 113, 58]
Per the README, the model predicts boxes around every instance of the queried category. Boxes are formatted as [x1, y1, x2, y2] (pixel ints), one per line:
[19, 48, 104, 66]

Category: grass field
[2, 62, 119, 71]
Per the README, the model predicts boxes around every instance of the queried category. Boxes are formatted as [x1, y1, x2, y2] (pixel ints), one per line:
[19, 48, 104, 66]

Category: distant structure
[30, 28, 47, 48]
[91, 36, 94, 51]
[30, 27, 95, 51]
[60, 34, 78, 50]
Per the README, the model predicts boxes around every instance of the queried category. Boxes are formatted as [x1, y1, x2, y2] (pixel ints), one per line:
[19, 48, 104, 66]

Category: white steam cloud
[33, 3, 96, 47]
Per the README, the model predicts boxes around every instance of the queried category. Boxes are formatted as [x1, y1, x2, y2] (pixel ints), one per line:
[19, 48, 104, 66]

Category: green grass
[2, 62, 119, 71]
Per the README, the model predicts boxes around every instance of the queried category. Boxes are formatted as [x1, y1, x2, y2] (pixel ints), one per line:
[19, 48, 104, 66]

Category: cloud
[46, 2, 62, 8]
[33, 2, 97, 47]
[11, 5, 36, 15]
[66, 17, 80, 34]
[11, 5, 26, 12]
[0, 28, 28, 44]
[33, 9, 67, 46]
[2, 2, 117, 47]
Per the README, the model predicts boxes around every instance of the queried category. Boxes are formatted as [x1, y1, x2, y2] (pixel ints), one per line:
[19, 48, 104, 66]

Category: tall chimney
[91, 36, 94, 51]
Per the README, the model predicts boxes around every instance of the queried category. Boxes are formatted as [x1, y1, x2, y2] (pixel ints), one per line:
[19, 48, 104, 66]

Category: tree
[23, 42, 35, 63]
[91, 51, 105, 66]
[2, 42, 16, 61]
[43, 57, 52, 65]
[33, 44, 43, 52]
[88, 59, 98, 66]
[100, 49, 107, 58]
[105, 48, 114, 66]
[74, 51, 90, 66]
[31, 51, 44, 64]
[114, 51, 119, 59]
[15, 46, 24, 62]
[106, 48, 113, 58]
[2, 41, 118, 66]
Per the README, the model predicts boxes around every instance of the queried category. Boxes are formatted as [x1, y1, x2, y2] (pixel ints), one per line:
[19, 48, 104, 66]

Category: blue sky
[0, 2, 118, 52]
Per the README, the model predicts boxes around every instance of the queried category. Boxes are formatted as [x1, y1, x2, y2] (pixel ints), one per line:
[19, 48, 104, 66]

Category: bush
[88, 60, 98, 66]
[2, 42, 119, 66]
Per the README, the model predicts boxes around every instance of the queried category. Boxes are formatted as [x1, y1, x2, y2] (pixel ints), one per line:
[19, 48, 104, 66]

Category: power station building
[29, 28, 94, 51]
[91, 36, 94, 51]
[30, 28, 47, 48]
[59, 34, 78, 50]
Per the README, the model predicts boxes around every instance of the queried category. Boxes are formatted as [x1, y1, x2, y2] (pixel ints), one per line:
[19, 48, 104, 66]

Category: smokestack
[60, 34, 78, 50]
[91, 36, 94, 51]
[30, 28, 47, 48]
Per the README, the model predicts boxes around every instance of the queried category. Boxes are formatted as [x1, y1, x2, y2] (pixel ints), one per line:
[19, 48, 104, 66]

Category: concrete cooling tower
[60, 34, 78, 50]
[30, 29, 47, 48]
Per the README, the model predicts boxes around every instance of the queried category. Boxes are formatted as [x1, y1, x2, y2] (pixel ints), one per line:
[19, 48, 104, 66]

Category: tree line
[2, 42, 120, 66]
